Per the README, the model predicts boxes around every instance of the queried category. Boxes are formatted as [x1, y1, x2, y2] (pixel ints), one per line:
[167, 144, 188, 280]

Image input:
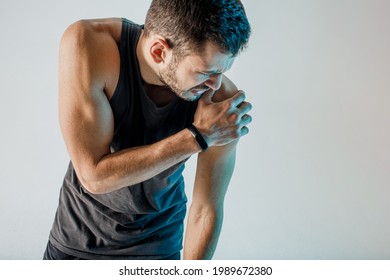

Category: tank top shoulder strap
[109, 18, 145, 149]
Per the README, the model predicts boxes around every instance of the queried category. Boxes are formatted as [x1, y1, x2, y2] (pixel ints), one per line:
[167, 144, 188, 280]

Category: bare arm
[183, 142, 237, 259]
[184, 76, 252, 259]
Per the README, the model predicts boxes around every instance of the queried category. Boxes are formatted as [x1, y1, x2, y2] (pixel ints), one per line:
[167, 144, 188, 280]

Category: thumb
[200, 89, 215, 104]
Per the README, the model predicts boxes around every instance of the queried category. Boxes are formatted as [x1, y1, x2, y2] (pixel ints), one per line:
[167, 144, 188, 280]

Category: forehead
[185, 42, 235, 72]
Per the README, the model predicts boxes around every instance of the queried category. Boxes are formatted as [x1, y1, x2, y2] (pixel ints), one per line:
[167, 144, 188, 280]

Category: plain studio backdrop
[0, 0, 389, 260]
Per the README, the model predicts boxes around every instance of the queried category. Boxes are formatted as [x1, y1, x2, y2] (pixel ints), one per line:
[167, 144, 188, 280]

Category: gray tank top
[49, 18, 198, 259]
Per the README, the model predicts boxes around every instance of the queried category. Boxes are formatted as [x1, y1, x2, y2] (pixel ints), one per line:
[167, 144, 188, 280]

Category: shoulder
[211, 75, 239, 102]
[59, 18, 122, 95]
[61, 18, 122, 46]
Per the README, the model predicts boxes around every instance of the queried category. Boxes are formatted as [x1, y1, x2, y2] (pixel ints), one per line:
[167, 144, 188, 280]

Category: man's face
[158, 42, 235, 101]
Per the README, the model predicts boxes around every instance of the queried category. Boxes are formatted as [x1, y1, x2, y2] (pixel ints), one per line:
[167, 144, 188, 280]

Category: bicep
[192, 141, 238, 209]
[58, 22, 115, 182]
[59, 84, 114, 176]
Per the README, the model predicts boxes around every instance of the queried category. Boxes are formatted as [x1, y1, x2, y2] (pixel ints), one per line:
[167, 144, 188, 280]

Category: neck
[136, 31, 176, 106]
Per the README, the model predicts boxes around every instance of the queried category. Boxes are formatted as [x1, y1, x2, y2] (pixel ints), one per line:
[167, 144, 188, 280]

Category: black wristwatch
[188, 124, 208, 152]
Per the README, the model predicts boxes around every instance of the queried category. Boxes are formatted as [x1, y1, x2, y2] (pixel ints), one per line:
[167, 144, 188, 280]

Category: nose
[205, 73, 223, 91]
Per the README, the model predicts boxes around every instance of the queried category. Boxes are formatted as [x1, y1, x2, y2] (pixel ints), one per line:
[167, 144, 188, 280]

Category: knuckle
[229, 112, 239, 123]
[222, 100, 232, 111]
[231, 130, 240, 139]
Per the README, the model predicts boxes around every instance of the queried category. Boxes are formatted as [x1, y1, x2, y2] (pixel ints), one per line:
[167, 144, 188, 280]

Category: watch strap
[188, 124, 208, 152]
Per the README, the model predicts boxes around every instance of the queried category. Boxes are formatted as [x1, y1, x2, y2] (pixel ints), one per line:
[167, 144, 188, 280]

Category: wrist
[187, 124, 209, 152]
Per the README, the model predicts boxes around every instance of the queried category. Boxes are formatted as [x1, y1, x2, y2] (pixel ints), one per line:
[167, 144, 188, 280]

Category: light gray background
[0, 0, 389, 259]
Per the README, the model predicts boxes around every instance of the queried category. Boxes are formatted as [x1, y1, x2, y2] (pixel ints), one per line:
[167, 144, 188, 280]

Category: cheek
[176, 71, 205, 89]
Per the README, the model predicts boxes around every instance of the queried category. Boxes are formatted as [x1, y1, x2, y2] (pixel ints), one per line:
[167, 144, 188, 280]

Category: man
[44, 0, 252, 260]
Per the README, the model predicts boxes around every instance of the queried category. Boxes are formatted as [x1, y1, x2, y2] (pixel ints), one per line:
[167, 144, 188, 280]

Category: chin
[177, 91, 202, 102]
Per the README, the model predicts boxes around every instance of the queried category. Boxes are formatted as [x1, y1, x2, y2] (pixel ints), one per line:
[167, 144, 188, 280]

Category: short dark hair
[144, 0, 251, 57]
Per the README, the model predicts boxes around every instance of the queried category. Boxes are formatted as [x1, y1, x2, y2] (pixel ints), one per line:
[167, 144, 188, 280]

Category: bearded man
[44, 0, 252, 260]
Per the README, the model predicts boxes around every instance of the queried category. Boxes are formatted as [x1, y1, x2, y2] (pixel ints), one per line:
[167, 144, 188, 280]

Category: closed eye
[199, 71, 222, 78]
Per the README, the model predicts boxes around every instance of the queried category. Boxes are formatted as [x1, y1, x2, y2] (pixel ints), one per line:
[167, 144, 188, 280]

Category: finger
[240, 114, 252, 126]
[240, 126, 250, 137]
[228, 90, 246, 108]
[237, 101, 252, 115]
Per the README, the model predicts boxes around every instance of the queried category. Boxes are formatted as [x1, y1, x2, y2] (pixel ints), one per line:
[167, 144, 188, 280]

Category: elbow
[79, 176, 103, 195]
[81, 180, 104, 195]
[76, 167, 107, 195]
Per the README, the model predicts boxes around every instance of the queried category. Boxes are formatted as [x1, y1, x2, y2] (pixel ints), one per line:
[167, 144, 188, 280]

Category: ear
[149, 36, 172, 64]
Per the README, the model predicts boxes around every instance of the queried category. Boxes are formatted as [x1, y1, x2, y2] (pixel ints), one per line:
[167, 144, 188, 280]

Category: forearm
[183, 143, 237, 259]
[183, 205, 223, 260]
[79, 128, 200, 194]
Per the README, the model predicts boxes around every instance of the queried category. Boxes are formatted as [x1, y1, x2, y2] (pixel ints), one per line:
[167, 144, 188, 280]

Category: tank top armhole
[109, 19, 127, 104]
